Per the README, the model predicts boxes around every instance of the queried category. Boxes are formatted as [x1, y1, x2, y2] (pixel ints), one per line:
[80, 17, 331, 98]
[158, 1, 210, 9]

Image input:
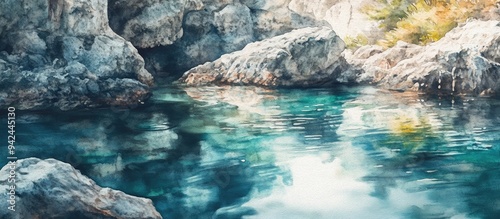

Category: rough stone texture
[347, 20, 500, 96]
[241, 0, 320, 40]
[179, 27, 349, 87]
[0, 60, 150, 110]
[214, 3, 255, 53]
[0, 0, 153, 110]
[134, 0, 318, 76]
[108, 0, 203, 48]
[288, 0, 381, 39]
[106, 0, 380, 77]
[0, 158, 162, 219]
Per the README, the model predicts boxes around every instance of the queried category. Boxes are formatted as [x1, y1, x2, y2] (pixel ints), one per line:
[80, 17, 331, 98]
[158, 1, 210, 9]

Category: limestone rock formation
[0, 158, 162, 219]
[0, 0, 153, 110]
[288, 0, 381, 39]
[109, 0, 378, 77]
[108, 0, 203, 48]
[179, 27, 349, 87]
[214, 3, 255, 53]
[130, 0, 318, 75]
[347, 20, 500, 96]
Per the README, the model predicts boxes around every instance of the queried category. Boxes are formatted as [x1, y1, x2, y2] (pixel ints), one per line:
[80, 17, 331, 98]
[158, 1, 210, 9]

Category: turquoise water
[1, 85, 500, 218]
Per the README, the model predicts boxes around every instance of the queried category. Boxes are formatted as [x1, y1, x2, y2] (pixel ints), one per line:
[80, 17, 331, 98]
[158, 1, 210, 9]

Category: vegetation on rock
[362, 0, 498, 47]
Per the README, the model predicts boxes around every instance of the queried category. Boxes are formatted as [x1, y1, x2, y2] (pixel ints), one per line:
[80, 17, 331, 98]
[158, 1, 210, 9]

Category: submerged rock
[179, 27, 349, 87]
[0, 0, 153, 110]
[348, 20, 500, 96]
[0, 158, 162, 219]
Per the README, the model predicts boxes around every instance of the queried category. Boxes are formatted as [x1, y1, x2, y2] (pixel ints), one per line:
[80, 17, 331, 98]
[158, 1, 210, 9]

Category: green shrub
[344, 34, 369, 49]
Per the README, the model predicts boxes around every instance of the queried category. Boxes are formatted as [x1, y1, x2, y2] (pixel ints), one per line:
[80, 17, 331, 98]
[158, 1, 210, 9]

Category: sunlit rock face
[288, 0, 381, 39]
[347, 20, 500, 96]
[180, 27, 350, 87]
[0, 0, 152, 110]
[0, 158, 162, 219]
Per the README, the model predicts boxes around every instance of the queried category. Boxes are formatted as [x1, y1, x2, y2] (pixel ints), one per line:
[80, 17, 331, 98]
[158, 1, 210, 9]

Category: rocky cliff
[105, 0, 381, 80]
[0, 158, 162, 219]
[108, 0, 204, 48]
[109, 0, 327, 75]
[0, 0, 153, 110]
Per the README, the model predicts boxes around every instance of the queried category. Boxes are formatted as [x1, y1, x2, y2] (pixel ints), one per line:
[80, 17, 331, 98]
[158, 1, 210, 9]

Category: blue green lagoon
[2, 85, 500, 218]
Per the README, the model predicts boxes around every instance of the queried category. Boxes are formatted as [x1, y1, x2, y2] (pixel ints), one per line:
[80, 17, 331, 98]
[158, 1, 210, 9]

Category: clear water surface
[1, 85, 500, 219]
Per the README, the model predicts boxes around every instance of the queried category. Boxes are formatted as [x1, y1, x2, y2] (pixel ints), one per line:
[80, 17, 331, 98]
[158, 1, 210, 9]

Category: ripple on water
[2, 85, 500, 218]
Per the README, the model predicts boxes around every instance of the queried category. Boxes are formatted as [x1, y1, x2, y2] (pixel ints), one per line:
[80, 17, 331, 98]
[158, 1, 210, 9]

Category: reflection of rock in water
[311, 88, 495, 218]
[469, 169, 500, 218]
[183, 86, 280, 116]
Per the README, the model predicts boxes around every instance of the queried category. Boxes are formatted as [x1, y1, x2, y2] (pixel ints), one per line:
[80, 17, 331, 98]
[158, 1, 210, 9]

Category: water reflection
[1, 85, 500, 218]
[240, 88, 489, 219]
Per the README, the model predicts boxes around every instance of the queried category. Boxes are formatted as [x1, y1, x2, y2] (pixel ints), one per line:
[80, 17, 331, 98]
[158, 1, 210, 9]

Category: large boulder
[347, 20, 500, 96]
[0, 158, 162, 219]
[0, 0, 153, 110]
[179, 27, 349, 87]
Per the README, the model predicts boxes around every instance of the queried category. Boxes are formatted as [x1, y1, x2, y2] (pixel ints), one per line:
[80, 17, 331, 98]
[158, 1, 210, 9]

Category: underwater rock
[0, 0, 152, 110]
[348, 20, 500, 96]
[179, 27, 349, 87]
[0, 158, 162, 219]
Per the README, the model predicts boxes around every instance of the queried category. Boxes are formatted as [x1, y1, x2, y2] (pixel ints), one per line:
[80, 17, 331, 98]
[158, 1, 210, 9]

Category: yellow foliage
[344, 34, 369, 49]
[363, 0, 499, 48]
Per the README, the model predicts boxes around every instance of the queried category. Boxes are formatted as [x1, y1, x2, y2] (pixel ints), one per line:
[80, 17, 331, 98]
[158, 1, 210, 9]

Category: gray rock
[0, 62, 151, 110]
[347, 20, 500, 96]
[214, 3, 255, 53]
[134, 0, 318, 75]
[0, 0, 153, 110]
[179, 27, 348, 87]
[108, 0, 203, 48]
[0, 158, 162, 219]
